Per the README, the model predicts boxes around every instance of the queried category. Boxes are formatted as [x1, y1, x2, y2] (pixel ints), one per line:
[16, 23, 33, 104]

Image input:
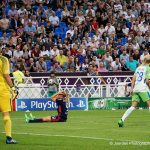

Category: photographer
[47, 71, 59, 97]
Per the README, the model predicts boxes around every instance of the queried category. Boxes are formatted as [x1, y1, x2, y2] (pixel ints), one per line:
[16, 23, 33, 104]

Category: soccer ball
[48, 79, 54, 85]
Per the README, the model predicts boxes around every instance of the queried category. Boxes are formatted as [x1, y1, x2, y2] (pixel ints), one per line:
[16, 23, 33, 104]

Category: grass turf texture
[0, 110, 150, 150]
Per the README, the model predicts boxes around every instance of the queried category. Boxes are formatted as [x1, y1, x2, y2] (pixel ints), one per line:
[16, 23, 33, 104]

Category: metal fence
[15, 76, 133, 99]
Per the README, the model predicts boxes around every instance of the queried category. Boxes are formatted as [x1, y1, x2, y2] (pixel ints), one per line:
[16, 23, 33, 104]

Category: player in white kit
[118, 55, 150, 127]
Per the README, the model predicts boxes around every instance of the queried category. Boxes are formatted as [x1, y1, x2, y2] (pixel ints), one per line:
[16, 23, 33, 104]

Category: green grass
[0, 110, 150, 150]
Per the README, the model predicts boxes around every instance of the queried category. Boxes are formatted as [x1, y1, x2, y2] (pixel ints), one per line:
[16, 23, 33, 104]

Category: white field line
[2, 132, 150, 143]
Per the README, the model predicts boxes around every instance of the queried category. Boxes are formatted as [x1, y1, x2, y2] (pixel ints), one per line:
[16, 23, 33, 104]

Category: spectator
[135, 31, 144, 46]
[74, 57, 82, 71]
[8, 4, 18, 18]
[61, 6, 70, 22]
[49, 12, 59, 28]
[50, 44, 60, 58]
[13, 45, 24, 61]
[40, 45, 50, 57]
[112, 49, 119, 61]
[105, 51, 113, 70]
[82, 58, 89, 72]
[105, 22, 116, 36]
[31, 44, 41, 59]
[56, 49, 67, 66]
[47, 71, 59, 97]
[120, 50, 129, 63]
[10, 14, 22, 30]
[87, 64, 98, 76]
[3, 46, 12, 57]
[36, 57, 47, 72]
[0, 14, 10, 31]
[24, 70, 33, 84]
[0, 32, 9, 44]
[140, 50, 149, 63]
[66, 26, 74, 38]
[37, 23, 46, 35]
[63, 56, 75, 71]
[111, 57, 122, 71]
[132, 49, 140, 62]
[50, 62, 63, 72]
[27, 58, 37, 72]
[126, 55, 139, 71]
[25, 21, 37, 38]
[31, 15, 38, 28]
[18, 5, 28, 18]
[13, 65, 25, 86]
[98, 62, 107, 72]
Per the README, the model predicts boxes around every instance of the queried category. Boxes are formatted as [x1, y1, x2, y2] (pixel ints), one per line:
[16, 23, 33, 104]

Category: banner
[88, 97, 147, 110]
[88, 97, 131, 110]
[16, 97, 88, 111]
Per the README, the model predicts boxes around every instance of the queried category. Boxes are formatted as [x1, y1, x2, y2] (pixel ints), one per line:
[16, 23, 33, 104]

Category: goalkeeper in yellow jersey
[0, 54, 17, 144]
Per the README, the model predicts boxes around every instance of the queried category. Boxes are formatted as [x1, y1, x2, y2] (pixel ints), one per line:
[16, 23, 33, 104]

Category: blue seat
[55, 31, 63, 38]
[6, 32, 11, 38]
[0, 32, 3, 37]
[46, 61, 52, 71]
[55, 27, 63, 32]
[121, 37, 127, 44]
[126, 22, 131, 29]
[32, 5, 39, 11]
[61, 33, 66, 39]
[59, 22, 67, 27]
[43, 6, 48, 10]
[5, 7, 11, 16]
[89, 32, 95, 38]
[55, 10, 62, 19]
[63, 27, 69, 32]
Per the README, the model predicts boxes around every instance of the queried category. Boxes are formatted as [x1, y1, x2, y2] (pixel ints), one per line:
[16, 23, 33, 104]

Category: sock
[3, 115, 12, 137]
[149, 107, 150, 112]
[29, 118, 43, 123]
[121, 106, 135, 122]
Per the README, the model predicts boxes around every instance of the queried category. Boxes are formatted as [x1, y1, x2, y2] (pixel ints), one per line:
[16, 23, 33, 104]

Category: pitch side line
[2, 132, 150, 143]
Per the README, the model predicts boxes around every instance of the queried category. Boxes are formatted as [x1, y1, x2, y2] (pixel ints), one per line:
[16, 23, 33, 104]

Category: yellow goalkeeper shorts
[0, 92, 11, 112]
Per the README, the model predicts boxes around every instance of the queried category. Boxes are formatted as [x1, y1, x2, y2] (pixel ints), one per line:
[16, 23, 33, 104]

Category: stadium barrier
[14, 75, 132, 98]
[12, 76, 134, 111]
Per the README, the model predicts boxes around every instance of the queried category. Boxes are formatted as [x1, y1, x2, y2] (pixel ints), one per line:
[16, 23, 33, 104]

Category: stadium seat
[126, 22, 132, 29]
[32, 6, 39, 11]
[61, 33, 66, 40]
[46, 60, 52, 71]
[6, 32, 11, 38]
[59, 22, 67, 27]
[121, 37, 127, 45]
[43, 6, 48, 10]
[55, 27, 63, 33]
[55, 10, 62, 19]
[0, 32, 3, 37]
[54, 31, 61, 38]
[89, 32, 95, 38]
[63, 27, 69, 32]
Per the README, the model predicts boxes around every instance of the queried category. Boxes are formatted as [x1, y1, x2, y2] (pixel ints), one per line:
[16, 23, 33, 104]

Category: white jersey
[133, 65, 150, 92]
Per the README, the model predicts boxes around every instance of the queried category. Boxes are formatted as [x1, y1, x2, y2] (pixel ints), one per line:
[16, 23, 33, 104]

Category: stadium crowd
[0, 0, 149, 74]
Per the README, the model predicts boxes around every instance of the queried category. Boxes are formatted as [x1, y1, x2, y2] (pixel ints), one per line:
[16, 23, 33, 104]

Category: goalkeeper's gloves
[11, 86, 18, 99]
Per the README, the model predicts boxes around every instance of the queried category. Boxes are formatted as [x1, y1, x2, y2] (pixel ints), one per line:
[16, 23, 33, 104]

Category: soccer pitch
[0, 110, 150, 150]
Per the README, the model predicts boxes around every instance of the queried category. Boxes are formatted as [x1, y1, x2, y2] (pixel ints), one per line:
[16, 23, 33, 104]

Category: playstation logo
[76, 100, 85, 108]
[18, 101, 27, 109]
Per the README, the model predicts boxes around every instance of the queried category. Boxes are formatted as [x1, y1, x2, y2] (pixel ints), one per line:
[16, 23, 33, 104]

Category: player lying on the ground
[25, 91, 69, 123]
[118, 55, 150, 127]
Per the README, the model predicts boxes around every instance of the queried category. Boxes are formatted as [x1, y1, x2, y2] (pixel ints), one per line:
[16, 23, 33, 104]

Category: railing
[14, 76, 133, 99]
